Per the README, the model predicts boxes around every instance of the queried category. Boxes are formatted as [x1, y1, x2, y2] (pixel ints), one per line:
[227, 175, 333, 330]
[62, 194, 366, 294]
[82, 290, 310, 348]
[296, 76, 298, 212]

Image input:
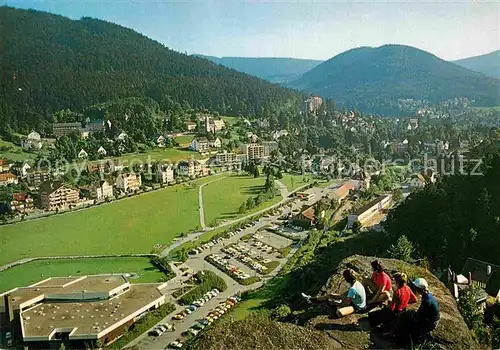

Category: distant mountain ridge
[453, 50, 500, 79]
[289, 44, 500, 114]
[193, 55, 323, 83]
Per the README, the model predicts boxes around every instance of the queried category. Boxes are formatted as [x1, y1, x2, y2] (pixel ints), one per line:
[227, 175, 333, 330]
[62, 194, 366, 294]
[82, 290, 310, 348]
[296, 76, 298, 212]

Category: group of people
[301, 260, 440, 345]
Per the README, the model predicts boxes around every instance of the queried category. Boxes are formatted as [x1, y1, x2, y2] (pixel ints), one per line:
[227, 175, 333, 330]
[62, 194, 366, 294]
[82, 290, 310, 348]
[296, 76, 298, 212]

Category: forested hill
[290, 45, 500, 115]
[453, 50, 500, 79]
[193, 55, 323, 83]
[0, 7, 304, 132]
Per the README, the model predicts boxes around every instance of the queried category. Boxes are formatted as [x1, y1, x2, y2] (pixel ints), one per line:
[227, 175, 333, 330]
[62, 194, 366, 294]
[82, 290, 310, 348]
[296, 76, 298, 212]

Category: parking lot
[125, 192, 325, 349]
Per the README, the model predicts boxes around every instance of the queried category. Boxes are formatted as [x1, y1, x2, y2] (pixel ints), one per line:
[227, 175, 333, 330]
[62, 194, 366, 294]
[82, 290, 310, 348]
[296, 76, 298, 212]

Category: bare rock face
[306, 255, 476, 349]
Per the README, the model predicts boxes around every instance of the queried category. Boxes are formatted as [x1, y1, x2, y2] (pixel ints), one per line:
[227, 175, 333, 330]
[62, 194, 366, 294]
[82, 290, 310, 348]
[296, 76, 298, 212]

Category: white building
[21, 131, 42, 150]
[78, 149, 88, 158]
[115, 173, 142, 192]
[90, 180, 114, 200]
[97, 146, 107, 156]
[191, 137, 210, 152]
[157, 164, 175, 184]
[209, 137, 222, 149]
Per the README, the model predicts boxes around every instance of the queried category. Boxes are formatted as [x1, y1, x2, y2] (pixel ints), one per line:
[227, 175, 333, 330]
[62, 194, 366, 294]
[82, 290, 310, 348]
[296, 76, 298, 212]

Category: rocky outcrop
[306, 255, 476, 349]
[190, 317, 342, 350]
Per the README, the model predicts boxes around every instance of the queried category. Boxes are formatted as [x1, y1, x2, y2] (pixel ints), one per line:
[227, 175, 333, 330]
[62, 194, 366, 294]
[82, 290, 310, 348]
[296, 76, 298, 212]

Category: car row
[148, 323, 173, 337]
[206, 254, 253, 282]
[172, 289, 220, 321]
[168, 296, 241, 349]
[221, 245, 270, 274]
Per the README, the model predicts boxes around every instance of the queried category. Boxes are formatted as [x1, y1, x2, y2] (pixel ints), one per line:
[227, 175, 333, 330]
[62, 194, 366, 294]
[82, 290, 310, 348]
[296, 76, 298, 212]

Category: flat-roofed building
[0, 275, 166, 348]
[52, 123, 82, 137]
[347, 194, 392, 229]
[242, 143, 265, 161]
[262, 141, 278, 157]
[26, 170, 51, 187]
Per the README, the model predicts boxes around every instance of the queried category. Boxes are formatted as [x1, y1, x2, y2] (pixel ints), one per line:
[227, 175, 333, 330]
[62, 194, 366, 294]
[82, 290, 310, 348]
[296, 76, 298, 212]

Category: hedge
[178, 270, 227, 305]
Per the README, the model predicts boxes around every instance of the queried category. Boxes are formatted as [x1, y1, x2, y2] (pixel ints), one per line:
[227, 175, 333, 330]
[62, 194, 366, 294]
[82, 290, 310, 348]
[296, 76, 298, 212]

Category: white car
[169, 341, 183, 348]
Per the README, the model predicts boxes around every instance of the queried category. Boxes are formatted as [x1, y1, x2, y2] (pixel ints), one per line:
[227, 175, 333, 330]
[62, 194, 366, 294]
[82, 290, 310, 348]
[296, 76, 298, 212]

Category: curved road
[198, 176, 227, 230]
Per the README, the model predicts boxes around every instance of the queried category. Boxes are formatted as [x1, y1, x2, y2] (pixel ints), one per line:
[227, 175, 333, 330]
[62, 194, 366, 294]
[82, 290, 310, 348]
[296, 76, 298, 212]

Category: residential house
[87, 162, 106, 173]
[303, 96, 323, 116]
[12, 161, 31, 178]
[89, 180, 114, 200]
[459, 140, 470, 150]
[462, 258, 500, 299]
[408, 118, 419, 130]
[21, 131, 42, 150]
[39, 181, 80, 211]
[272, 129, 289, 140]
[26, 170, 51, 187]
[328, 182, 356, 205]
[293, 205, 325, 228]
[242, 143, 265, 161]
[409, 173, 427, 189]
[87, 119, 106, 133]
[80, 129, 90, 139]
[78, 149, 88, 159]
[390, 139, 409, 153]
[262, 141, 279, 157]
[0, 159, 12, 173]
[209, 137, 222, 149]
[191, 137, 210, 152]
[0, 173, 18, 186]
[214, 151, 237, 166]
[106, 159, 125, 173]
[203, 115, 226, 133]
[347, 194, 392, 229]
[52, 122, 82, 137]
[9, 193, 34, 214]
[157, 164, 175, 184]
[115, 173, 142, 193]
[152, 134, 166, 147]
[97, 146, 107, 156]
[352, 170, 371, 190]
[116, 131, 128, 141]
[446, 258, 500, 304]
[187, 121, 197, 131]
[436, 140, 449, 155]
[178, 160, 203, 178]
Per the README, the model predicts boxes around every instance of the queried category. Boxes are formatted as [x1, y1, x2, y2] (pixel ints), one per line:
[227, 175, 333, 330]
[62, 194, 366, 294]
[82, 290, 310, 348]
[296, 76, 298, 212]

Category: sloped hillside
[290, 44, 500, 114]
[0, 7, 303, 132]
[454, 50, 500, 79]
[194, 55, 323, 83]
[190, 317, 341, 350]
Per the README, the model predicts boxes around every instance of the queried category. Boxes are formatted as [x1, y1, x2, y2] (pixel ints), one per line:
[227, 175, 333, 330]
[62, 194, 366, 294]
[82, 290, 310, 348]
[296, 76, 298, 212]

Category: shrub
[387, 235, 414, 263]
[457, 284, 490, 344]
[178, 270, 227, 305]
[271, 304, 291, 319]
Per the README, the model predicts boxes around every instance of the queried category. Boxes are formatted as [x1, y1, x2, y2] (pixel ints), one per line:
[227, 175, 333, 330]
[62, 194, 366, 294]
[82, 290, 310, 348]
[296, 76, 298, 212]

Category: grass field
[202, 175, 282, 225]
[0, 257, 166, 294]
[220, 116, 240, 125]
[174, 135, 195, 146]
[279, 173, 313, 191]
[0, 137, 36, 162]
[0, 175, 224, 266]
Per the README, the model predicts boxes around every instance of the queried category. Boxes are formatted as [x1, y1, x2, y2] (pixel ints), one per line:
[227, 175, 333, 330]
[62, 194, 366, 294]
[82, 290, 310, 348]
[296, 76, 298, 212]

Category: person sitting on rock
[366, 260, 392, 306]
[301, 268, 367, 318]
[394, 277, 440, 345]
[368, 272, 417, 331]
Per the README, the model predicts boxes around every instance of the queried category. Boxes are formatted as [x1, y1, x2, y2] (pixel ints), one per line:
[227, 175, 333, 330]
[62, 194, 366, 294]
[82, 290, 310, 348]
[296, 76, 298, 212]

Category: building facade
[157, 164, 175, 184]
[243, 144, 265, 161]
[52, 123, 82, 137]
[115, 173, 142, 193]
[347, 194, 392, 229]
[39, 181, 80, 211]
[89, 180, 114, 200]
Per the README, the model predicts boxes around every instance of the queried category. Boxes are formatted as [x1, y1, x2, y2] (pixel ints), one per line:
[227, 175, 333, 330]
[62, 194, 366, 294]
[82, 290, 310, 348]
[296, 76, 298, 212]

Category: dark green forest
[385, 140, 500, 270]
[0, 7, 304, 134]
[290, 45, 500, 114]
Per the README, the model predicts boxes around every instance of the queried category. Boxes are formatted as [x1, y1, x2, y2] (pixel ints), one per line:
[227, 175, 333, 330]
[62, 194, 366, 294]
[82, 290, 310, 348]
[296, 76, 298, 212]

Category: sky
[6, 0, 500, 61]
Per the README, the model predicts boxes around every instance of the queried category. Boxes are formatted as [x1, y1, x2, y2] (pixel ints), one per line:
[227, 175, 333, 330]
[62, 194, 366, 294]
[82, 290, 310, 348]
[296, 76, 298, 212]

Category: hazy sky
[6, 0, 500, 61]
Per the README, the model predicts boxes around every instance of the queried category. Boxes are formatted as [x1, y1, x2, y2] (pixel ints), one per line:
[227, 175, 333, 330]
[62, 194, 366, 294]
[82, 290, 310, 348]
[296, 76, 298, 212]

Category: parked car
[172, 314, 184, 320]
[148, 329, 162, 337]
[168, 340, 183, 348]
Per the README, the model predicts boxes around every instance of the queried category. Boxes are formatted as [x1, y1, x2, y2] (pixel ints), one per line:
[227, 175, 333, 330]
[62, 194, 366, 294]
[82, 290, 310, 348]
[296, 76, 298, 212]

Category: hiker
[368, 272, 417, 331]
[366, 260, 392, 305]
[394, 278, 440, 345]
[301, 268, 366, 317]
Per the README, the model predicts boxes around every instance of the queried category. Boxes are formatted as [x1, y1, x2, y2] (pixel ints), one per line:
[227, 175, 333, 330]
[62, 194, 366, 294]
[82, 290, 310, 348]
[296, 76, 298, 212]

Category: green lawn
[279, 173, 313, 191]
[202, 175, 282, 225]
[174, 135, 195, 146]
[0, 257, 166, 294]
[229, 298, 268, 321]
[0, 175, 224, 266]
[220, 116, 239, 126]
[0, 137, 36, 162]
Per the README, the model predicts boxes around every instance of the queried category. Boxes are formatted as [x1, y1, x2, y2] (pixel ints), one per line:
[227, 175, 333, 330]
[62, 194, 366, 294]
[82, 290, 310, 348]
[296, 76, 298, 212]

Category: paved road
[126, 206, 303, 350]
[198, 176, 227, 230]
[160, 183, 312, 257]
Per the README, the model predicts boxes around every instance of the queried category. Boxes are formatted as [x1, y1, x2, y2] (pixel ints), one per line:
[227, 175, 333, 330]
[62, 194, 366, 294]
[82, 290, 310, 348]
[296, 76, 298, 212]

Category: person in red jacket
[369, 272, 417, 331]
[368, 260, 392, 305]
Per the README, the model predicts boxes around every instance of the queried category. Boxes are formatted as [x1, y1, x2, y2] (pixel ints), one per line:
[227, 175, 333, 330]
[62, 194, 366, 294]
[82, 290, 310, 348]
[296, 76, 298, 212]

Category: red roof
[0, 173, 17, 182]
[13, 193, 28, 201]
[301, 207, 315, 221]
